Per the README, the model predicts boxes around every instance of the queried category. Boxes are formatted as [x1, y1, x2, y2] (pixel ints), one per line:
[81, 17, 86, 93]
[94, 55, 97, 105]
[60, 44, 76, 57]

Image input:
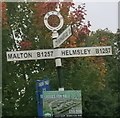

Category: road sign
[6, 46, 112, 61]
[43, 90, 82, 117]
[56, 46, 112, 58]
[6, 49, 54, 61]
[36, 79, 50, 117]
[54, 25, 72, 47]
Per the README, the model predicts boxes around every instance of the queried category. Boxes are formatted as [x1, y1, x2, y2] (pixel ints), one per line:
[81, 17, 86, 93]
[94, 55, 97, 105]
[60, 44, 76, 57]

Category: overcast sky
[5, 0, 119, 33]
[74, 0, 118, 33]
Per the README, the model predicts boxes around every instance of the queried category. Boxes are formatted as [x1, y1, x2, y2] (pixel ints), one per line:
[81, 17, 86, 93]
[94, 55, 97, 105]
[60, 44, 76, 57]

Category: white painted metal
[57, 46, 112, 58]
[55, 58, 62, 67]
[44, 11, 64, 31]
[54, 25, 72, 47]
[6, 49, 54, 61]
[6, 46, 112, 61]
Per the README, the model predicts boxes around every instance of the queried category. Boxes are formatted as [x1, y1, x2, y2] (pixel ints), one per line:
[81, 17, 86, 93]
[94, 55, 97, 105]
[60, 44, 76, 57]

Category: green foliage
[2, 2, 56, 117]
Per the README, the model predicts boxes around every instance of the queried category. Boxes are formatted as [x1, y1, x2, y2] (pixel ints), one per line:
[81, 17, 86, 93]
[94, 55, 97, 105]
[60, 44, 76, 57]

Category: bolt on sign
[43, 90, 82, 118]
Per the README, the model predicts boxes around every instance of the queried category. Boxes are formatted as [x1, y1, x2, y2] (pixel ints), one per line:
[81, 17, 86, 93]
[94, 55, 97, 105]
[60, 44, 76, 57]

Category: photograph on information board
[43, 90, 82, 117]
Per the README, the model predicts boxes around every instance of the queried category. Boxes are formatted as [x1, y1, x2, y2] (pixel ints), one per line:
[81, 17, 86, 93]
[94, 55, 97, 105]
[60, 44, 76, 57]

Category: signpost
[6, 49, 54, 61]
[6, 10, 113, 118]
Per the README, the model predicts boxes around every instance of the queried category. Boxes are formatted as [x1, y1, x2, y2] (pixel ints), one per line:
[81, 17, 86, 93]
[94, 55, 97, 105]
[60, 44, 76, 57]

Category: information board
[43, 90, 82, 117]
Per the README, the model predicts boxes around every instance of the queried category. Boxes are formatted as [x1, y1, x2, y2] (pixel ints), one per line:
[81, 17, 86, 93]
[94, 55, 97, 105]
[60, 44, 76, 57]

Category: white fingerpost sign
[6, 46, 112, 61]
[57, 46, 112, 58]
[54, 25, 72, 48]
[6, 49, 54, 61]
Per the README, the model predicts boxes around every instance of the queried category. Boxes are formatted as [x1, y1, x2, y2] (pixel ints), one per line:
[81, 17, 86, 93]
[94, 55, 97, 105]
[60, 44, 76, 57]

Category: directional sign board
[6, 49, 54, 61]
[6, 46, 112, 61]
[54, 25, 72, 47]
[56, 46, 112, 58]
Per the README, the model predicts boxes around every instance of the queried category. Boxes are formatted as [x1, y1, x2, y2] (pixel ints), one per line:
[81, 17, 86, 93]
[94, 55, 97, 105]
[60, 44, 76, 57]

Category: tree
[82, 29, 119, 117]
[62, 29, 119, 117]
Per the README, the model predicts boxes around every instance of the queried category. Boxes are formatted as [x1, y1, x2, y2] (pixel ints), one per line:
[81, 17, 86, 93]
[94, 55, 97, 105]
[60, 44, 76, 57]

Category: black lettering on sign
[96, 48, 111, 54]
[47, 51, 51, 57]
[8, 52, 32, 59]
[61, 50, 66, 56]
[24, 53, 28, 58]
[28, 53, 32, 58]
[47, 51, 53, 57]
[96, 49, 99, 54]
[8, 54, 12, 59]
[107, 48, 111, 53]
[37, 51, 54, 58]
[37, 52, 41, 57]
[72, 50, 77, 55]
[44, 52, 47, 57]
